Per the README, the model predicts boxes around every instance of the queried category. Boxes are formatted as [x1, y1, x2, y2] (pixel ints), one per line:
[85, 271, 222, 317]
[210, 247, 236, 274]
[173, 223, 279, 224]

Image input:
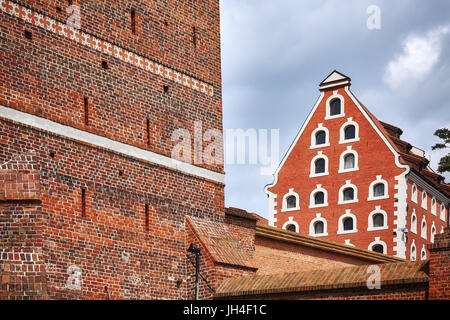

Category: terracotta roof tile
[216, 261, 428, 298]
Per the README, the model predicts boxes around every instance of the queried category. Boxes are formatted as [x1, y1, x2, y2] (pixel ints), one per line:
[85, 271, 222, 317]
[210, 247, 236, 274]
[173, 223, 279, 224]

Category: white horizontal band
[0, 105, 225, 184]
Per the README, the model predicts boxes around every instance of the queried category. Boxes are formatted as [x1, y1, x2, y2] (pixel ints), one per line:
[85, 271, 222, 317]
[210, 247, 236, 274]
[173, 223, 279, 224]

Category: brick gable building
[264, 70, 449, 260]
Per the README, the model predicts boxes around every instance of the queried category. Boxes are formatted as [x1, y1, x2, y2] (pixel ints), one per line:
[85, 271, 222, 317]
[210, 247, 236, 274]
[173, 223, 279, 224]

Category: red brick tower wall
[267, 84, 404, 256]
[0, 0, 224, 299]
[0, 151, 48, 299]
[428, 227, 450, 300]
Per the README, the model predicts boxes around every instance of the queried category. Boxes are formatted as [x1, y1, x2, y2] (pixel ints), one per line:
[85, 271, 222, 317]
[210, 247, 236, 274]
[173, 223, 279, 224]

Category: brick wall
[428, 227, 450, 300]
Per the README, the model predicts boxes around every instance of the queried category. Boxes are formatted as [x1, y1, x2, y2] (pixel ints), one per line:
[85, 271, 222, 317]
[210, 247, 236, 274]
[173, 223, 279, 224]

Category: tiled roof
[356, 98, 449, 196]
[256, 225, 404, 264]
[215, 260, 428, 298]
[186, 216, 257, 270]
[225, 207, 258, 221]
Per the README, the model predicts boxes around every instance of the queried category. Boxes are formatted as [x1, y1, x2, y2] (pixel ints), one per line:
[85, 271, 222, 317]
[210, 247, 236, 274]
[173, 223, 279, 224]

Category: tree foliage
[431, 128, 450, 173]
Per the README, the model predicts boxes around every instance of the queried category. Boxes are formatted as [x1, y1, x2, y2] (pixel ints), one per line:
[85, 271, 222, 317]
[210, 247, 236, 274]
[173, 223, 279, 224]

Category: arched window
[441, 203, 446, 222]
[338, 147, 358, 173]
[421, 218, 427, 239]
[281, 189, 300, 212]
[368, 237, 386, 254]
[338, 209, 357, 234]
[373, 183, 385, 197]
[282, 217, 299, 232]
[431, 197, 436, 215]
[343, 188, 354, 201]
[309, 184, 328, 209]
[338, 180, 358, 204]
[310, 152, 329, 177]
[329, 99, 341, 116]
[339, 118, 359, 144]
[411, 183, 417, 203]
[411, 210, 417, 234]
[373, 213, 384, 227]
[286, 224, 296, 232]
[286, 196, 296, 209]
[431, 224, 436, 243]
[310, 124, 330, 149]
[309, 214, 328, 237]
[372, 244, 384, 254]
[343, 217, 354, 231]
[411, 242, 416, 261]
[421, 247, 427, 260]
[315, 131, 326, 145]
[314, 192, 325, 205]
[367, 206, 388, 231]
[421, 191, 427, 210]
[344, 125, 356, 140]
[315, 158, 325, 174]
[344, 154, 355, 169]
[368, 176, 388, 201]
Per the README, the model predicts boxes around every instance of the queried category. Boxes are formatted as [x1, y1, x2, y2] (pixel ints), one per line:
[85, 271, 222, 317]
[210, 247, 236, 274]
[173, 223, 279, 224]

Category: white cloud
[383, 25, 449, 91]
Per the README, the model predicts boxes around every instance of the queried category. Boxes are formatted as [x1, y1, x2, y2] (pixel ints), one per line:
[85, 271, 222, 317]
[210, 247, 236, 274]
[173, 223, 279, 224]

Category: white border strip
[0, 105, 225, 184]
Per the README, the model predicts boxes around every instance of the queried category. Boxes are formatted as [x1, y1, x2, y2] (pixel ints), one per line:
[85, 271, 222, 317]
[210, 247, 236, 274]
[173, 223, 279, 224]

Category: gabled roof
[186, 216, 257, 270]
[319, 70, 351, 90]
[215, 260, 428, 298]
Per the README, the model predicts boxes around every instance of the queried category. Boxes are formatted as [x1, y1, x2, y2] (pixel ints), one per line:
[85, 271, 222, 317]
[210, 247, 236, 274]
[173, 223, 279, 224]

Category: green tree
[431, 128, 450, 173]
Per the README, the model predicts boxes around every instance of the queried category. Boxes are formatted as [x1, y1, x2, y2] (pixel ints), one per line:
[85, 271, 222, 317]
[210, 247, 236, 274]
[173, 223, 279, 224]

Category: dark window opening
[56, 6, 62, 12]
[50, 152, 55, 158]
[344, 125, 356, 140]
[131, 9, 136, 34]
[81, 188, 86, 217]
[373, 183, 385, 197]
[145, 204, 149, 231]
[163, 85, 169, 93]
[102, 61, 109, 69]
[372, 244, 384, 254]
[315, 131, 326, 145]
[344, 154, 355, 169]
[286, 224, 296, 232]
[146, 118, 150, 147]
[343, 217, 354, 231]
[343, 187, 354, 201]
[314, 192, 324, 205]
[24, 30, 32, 40]
[330, 98, 341, 116]
[314, 221, 324, 234]
[373, 213, 384, 227]
[286, 195, 297, 209]
[84, 97, 89, 125]
[315, 158, 326, 174]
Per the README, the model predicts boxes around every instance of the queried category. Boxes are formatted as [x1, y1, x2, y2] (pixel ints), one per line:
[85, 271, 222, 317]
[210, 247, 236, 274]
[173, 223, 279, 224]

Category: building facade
[265, 71, 449, 260]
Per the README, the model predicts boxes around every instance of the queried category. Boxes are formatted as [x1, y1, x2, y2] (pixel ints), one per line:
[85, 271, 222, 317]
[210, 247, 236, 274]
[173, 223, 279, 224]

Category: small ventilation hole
[24, 30, 32, 40]
[102, 61, 109, 69]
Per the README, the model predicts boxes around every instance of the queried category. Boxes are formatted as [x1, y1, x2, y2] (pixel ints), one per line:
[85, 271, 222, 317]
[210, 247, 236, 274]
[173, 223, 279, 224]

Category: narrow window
[286, 224, 296, 232]
[343, 217, 354, 231]
[315, 131, 326, 145]
[145, 204, 149, 231]
[102, 61, 109, 69]
[146, 118, 150, 147]
[373, 213, 384, 227]
[373, 183, 385, 197]
[344, 154, 355, 169]
[372, 244, 384, 254]
[286, 196, 297, 209]
[344, 125, 355, 140]
[192, 26, 197, 48]
[130, 8, 136, 34]
[84, 97, 89, 125]
[315, 158, 325, 174]
[343, 187, 354, 201]
[81, 188, 86, 217]
[24, 30, 33, 40]
[314, 192, 324, 205]
[330, 99, 341, 116]
[314, 221, 324, 234]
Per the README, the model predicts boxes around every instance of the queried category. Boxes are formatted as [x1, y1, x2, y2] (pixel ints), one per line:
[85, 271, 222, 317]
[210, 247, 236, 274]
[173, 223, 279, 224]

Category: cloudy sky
[219, 0, 450, 218]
